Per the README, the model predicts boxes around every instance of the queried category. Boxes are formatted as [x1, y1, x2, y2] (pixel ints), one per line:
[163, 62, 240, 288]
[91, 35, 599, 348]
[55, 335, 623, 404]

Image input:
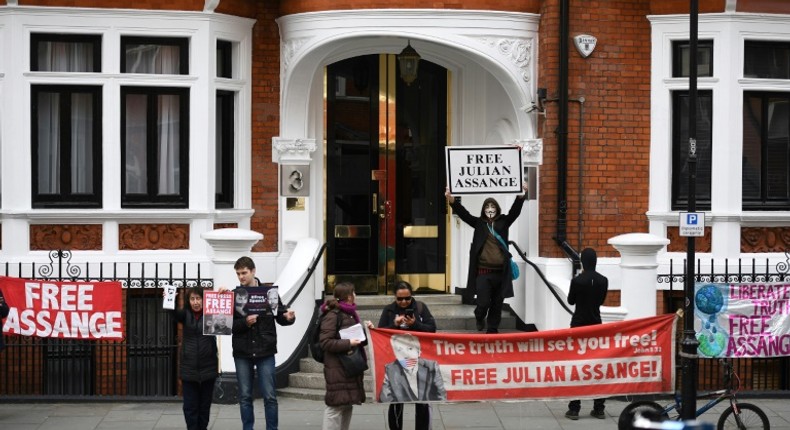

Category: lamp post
[681, 0, 700, 421]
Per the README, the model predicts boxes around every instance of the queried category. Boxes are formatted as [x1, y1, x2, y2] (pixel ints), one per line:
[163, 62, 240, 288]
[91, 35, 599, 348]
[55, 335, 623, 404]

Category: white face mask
[484, 203, 497, 219]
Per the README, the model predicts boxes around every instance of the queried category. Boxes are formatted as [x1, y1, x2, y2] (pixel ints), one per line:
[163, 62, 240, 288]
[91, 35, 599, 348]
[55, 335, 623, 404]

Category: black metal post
[681, 0, 700, 421]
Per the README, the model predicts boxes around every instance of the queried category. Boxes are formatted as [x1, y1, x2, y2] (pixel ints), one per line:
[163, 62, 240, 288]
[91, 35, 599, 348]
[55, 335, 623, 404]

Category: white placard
[445, 146, 523, 195]
[162, 285, 177, 310]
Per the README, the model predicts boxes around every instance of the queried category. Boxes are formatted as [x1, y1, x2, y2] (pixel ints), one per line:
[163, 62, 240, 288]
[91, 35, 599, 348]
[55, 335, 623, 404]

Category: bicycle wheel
[618, 401, 667, 430]
[717, 402, 770, 430]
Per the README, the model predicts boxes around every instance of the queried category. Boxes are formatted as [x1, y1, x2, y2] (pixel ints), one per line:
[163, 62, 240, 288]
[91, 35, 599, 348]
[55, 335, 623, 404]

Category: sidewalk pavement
[1, 396, 789, 430]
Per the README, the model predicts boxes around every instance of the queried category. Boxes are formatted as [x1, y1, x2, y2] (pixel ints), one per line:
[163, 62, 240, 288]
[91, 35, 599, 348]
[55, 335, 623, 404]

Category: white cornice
[278, 9, 539, 26]
[0, 5, 255, 28]
[648, 12, 790, 26]
[2, 209, 254, 223]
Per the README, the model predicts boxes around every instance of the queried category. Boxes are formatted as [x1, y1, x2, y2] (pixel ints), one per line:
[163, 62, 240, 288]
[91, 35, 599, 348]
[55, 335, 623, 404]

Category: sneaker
[476, 318, 485, 331]
[565, 410, 579, 420]
[590, 410, 606, 419]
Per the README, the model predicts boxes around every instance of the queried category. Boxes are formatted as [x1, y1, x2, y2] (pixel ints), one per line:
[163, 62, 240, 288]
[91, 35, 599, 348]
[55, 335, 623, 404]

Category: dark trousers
[182, 378, 216, 430]
[568, 398, 606, 413]
[474, 272, 505, 332]
[388, 402, 431, 430]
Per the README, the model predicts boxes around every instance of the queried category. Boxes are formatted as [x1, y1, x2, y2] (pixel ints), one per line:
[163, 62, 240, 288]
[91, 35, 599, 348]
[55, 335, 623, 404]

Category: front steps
[277, 294, 519, 400]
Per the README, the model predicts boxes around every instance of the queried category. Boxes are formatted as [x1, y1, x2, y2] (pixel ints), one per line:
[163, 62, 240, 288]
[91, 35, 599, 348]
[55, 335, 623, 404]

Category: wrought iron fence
[0, 250, 213, 400]
[658, 257, 790, 393]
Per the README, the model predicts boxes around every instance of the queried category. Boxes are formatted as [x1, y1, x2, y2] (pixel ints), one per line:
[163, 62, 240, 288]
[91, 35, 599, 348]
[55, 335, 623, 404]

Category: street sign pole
[681, 0, 700, 420]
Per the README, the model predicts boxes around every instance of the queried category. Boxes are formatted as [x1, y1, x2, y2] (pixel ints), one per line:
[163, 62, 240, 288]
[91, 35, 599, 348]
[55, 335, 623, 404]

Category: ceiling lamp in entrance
[397, 41, 421, 85]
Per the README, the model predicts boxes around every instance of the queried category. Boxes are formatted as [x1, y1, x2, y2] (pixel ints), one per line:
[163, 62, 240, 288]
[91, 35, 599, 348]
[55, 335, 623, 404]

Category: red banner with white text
[368, 314, 676, 403]
[0, 276, 124, 340]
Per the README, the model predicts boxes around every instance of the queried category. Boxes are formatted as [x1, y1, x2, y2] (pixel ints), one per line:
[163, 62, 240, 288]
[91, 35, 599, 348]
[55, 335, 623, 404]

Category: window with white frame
[32, 86, 102, 208]
[120, 36, 190, 208]
[215, 90, 234, 208]
[121, 87, 189, 208]
[742, 40, 790, 210]
[215, 40, 235, 208]
[30, 33, 103, 208]
[121, 36, 188, 75]
[670, 40, 714, 211]
[31, 33, 101, 72]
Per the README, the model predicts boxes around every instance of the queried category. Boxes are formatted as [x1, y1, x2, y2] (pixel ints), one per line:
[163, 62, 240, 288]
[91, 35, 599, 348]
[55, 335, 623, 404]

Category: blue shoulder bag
[487, 224, 520, 280]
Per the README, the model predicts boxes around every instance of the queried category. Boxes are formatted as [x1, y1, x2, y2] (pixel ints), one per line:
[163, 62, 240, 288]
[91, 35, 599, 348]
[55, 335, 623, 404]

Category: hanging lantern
[397, 41, 421, 85]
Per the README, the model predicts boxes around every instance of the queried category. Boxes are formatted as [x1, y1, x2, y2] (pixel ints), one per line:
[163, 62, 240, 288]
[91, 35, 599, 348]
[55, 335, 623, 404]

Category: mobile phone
[404, 308, 414, 317]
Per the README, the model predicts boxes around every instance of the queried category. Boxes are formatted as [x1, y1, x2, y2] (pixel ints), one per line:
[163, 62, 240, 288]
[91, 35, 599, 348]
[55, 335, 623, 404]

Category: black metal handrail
[509, 241, 573, 315]
[284, 241, 328, 309]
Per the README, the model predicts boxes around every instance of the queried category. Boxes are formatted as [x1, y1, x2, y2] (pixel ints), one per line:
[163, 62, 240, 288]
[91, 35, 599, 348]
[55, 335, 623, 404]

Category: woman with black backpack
[319, 281, 374, 430]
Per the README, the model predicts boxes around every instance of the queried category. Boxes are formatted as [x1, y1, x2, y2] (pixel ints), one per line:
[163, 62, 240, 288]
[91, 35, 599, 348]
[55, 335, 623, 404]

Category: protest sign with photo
[368, 313, 676, 403]
[234, 285, 280, 317]
[203, 291, 234, 335]
[695, 282, 790, 358]
[0, 276, 124, 340]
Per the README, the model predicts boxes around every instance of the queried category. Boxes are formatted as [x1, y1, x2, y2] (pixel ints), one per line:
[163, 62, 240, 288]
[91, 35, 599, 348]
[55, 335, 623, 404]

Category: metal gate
[0, 250, 213, 400]
[658, 257, 790, 392]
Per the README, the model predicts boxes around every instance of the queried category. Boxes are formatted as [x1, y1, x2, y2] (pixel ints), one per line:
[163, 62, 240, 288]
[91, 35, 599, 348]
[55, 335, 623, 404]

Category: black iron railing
[658, 257, 790, 393]
[0, 250, 212, 400]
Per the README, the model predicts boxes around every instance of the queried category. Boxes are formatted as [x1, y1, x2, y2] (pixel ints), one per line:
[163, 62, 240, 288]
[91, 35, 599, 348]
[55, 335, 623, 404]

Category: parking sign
[679, 212, 705, 237]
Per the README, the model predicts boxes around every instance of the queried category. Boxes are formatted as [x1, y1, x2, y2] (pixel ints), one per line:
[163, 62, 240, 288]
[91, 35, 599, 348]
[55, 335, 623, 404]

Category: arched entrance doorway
[325, 54, 449, 294]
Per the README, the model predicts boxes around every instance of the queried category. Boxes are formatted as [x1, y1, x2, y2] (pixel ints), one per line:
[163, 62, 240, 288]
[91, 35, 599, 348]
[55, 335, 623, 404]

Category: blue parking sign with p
[680, 212, 704, 237]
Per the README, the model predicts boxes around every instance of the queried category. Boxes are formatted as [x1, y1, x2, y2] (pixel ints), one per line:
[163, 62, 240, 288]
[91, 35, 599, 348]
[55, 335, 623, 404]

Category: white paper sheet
[339, 323, 366, 341]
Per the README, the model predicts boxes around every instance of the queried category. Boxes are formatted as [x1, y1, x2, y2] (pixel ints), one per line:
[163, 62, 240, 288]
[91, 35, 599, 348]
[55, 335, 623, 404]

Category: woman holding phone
[377, 281, 437, 430]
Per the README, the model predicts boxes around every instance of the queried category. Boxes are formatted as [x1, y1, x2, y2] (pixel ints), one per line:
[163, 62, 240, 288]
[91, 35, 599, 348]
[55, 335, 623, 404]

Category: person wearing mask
[564, 248, 609, 420]
[319, 281, 374, 430]
[166, 287, 218, 430]
[445, 182, 528, 333]
[377, 281, 441, 430]
[231, 256, 295, 430]
[0, 289, 9, 352]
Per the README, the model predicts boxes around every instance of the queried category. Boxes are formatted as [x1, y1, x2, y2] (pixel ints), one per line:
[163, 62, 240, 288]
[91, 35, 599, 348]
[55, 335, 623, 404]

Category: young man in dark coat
[445, 182, 528, 333]
[564, 248, 609, 420]
[231, 256, 295, 430]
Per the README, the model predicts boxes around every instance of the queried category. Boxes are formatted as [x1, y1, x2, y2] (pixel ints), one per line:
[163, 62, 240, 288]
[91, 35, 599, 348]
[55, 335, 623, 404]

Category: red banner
[0, 276, 124, 340]
[369, 313, 676, 403]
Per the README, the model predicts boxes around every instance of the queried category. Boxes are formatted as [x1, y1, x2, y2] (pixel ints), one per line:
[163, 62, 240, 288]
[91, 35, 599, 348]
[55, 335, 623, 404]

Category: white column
[608, 233, 669, 320]
[201, 228, 263, 374]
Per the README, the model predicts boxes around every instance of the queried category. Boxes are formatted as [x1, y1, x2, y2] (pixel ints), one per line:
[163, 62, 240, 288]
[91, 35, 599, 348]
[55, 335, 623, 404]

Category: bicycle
[618, 359, 770, 430]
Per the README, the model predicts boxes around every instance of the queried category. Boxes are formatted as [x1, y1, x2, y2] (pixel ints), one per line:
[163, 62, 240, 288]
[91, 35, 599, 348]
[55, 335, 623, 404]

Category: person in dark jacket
[564, 248, 609, 420]
[0, 289, 9, 352]
[377, 281, 439, 430]
[445, 183, 527, 333]
[167, 287, 218, 430]
[320, 281, 374, 430]
[231, 256, 295, 430]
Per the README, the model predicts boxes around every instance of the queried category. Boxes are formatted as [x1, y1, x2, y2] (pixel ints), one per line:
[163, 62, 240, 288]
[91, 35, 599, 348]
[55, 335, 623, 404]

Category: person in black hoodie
[167, 287, 218, 430]
[0, 289, 9, 352]
[564, 248, 609, 420]
[445, 183, 527, 333]
[377, 281, 439, 430]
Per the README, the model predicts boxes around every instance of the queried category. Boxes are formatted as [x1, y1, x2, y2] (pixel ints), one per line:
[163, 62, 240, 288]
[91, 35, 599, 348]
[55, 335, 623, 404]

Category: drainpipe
[552, 0, 581, 271]
[576, 97, 586, 250]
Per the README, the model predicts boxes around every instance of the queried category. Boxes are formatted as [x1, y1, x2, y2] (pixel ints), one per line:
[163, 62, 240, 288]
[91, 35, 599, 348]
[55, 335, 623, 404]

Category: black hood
[580, 248, 597, 271]
[480, 198, 502, 219]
